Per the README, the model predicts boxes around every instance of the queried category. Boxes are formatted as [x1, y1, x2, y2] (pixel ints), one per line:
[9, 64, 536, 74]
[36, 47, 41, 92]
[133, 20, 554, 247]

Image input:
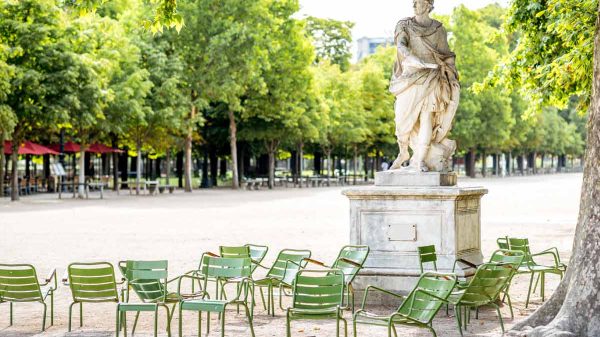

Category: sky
[297, 0, 510, 40]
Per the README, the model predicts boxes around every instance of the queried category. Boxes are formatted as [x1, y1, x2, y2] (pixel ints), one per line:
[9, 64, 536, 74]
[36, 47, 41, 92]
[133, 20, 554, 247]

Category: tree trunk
[176, 151, 183, 188]
[10, 142, 18, 201]
[324, 148, 332, 185]
[466, 150, 476, 178]
[136, 142, 142, 195]
[78, 147, 86, 198]
[209, 148, 218, 187]
[265, 140, 279, 190]
[112, 135, 119, 191]
[298, 142, 304, 188]
[165, 150, 171, 186]
[517, 154, 524, 174]
[363, 151, 369, 182]
[482, 152, 487, 177]
[506, 152, 512, 176]
[510, 11, 600, 336]
[353, 145, 358, 185]
[227, 110, 239, 189]
[0, 131, 4, 197]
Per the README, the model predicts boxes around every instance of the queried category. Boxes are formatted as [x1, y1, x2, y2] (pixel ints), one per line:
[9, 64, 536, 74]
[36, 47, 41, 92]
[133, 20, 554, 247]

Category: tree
[176, 0, 272, 189]
[241, 0, 316, 189]
[0, 0, 75, 201]
[305, 17, 354, 71]
[0, 42, 15, 197]
[500, 1, 600, 336]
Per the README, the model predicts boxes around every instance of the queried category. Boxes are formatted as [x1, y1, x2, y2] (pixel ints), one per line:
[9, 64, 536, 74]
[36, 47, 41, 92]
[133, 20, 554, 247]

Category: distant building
[356, 37, 394, 61]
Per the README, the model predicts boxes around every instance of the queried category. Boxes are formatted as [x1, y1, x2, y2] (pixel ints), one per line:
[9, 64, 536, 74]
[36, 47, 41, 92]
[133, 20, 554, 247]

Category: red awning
[88, 143, 124, 154]
[48, 142, 81, 153]
[4, 141, 60, 155]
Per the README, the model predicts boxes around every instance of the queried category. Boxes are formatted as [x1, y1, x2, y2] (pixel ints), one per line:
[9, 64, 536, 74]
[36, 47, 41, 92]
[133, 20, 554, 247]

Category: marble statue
[389, 0, 460, 172]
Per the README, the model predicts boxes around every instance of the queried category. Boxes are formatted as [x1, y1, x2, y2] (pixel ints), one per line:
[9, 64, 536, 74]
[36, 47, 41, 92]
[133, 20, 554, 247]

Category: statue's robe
[390, 17, 460, 169]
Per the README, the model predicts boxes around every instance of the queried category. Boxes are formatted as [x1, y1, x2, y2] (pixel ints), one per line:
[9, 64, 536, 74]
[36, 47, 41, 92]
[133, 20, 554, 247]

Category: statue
[389, 0, 460, 172]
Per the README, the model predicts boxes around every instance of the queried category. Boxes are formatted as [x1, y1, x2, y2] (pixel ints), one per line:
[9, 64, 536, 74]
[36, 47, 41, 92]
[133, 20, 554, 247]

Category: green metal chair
[245, 244, 269, 273]
[417, 245, 438, 273]
[353, 272, 457, 337]
[178, 256, 255, 337]
[253, 249, 311, 315]
[286, 269, 347, 337]
[487, 249, 525, 318]
[0, 264, 57, 331]
[448, 261, 521, 336]
[116, 260, 180, 337]
[304, 245, 370, 312]
[66, 262, 122, 332]
[499, 237, 567, 307]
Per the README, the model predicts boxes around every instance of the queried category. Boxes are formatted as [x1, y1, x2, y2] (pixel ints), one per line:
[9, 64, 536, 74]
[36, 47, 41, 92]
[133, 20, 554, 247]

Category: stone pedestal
[342, 181, 487, 302]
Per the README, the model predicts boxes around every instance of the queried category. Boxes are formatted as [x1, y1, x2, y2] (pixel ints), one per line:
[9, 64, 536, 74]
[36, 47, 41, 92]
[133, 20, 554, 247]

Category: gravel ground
[0, 173, 581, 337]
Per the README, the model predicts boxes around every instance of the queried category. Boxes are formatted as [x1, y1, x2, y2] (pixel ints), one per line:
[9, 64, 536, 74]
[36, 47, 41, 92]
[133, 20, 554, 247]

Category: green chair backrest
[507, 238, 534, 265]
[292, 269, 345, 311]
[417, 245, 438, 273]
[124, 260, 168, 303]
[267, 249, 311, 284]
[68, 262, 119, 302]
[205, 257, 252, 280]
[458, 262, 516, 307]
[220, 246, 251, 259]
[332, 245, 370, 285]
[497, 237, 510, 250]
[397, 272, 456, 324]
[245, 244, 269, 272]
[488, 249, 525, 268]
[0, 264, 43, 302]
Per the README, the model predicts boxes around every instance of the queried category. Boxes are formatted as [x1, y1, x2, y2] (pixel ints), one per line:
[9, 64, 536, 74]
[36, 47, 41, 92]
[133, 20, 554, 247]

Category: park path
[0, 173, 581, 336]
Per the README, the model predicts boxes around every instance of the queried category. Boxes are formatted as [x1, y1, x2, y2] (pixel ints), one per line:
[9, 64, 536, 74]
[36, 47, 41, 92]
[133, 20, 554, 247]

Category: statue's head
[413, 0, 434, 15]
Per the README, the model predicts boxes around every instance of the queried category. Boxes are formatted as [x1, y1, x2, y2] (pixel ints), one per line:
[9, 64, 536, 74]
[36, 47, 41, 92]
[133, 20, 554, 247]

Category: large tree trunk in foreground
[265, 140, 278, 190]
[228, 110, 239, 189]
[510, 11, 600, 337]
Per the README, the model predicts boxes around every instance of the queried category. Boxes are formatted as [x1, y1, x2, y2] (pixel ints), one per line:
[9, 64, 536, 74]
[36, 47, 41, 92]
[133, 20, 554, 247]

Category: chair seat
[288, 307, 340, 319]
[354, 311, 414, 326]
[181, 299, 228, 313]
[518, 265, 562, 273]
[254, 277, 282, 287]
[118, 303, 158, 312]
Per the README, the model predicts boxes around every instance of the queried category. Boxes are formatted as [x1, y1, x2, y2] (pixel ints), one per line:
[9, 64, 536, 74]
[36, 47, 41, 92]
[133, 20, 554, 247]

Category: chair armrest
[529, 251, 561, 269]
[304, 258, 328, 267]
[205, 251, 220, 258]
[251, 259, 269, 269]
[360, 285, 405, 310]
[177, 274, 206, 296]
[61, 270, 69, 286]
[40, 269, 57, 288]
[414, 288, 450, 303]
[338, 257, 362, 268]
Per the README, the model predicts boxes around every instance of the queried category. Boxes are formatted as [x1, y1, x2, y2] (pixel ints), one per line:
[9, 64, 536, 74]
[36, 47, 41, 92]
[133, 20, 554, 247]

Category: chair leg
[426, 324, 438, 337]
[506, 293, 514, 319]
[178, 305, 183, 337]
[9, 302, 13, 326]
[286, 312, 292, 337]
[526, 272, 535, 308]
[69, 302, 76, 331]
[342, 318, 348, 337]
[198, 311, 202, 337]
[244, 303, 256, 337]
[541, 272, 546, 301]
[454, 305, 463, 337]
[132, 312, 140, 336]
[221, 309, 226, 337]
[50, 291, 54, 326]
[206, 312, 211, 335]
[80, 302, 83, 327]
[154, 306, 159, 337]
[124, 312, 128, 337]
[533, 273, 540, 293]
[336, 316, 340, 337]
[259, 286, 267, 312]
[116, 307, 121, 337]
[163, 304, 173, 337]
[41, 302, 47, 331]
[493, 303, 505, 332]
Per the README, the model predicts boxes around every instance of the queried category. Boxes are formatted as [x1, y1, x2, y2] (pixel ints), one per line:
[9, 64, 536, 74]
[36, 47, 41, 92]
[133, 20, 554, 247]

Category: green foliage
[500, 0, 597, 111]
[305, 17, 354, 72]
[0, 0, 75, 142]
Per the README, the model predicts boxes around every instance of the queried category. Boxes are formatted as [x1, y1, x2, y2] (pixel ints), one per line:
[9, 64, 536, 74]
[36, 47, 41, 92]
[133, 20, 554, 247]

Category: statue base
[342, 184, 487, 304]
[375, 170, 457, 186]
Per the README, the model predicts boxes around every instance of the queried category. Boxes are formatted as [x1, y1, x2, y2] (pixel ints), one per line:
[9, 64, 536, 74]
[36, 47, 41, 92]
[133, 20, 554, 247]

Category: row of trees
[0, 1, 587, 201]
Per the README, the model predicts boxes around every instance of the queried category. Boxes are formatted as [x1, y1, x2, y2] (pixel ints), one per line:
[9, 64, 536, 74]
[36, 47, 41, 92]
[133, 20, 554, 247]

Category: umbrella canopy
[48, 142, 81, 153]
[4, 141, 60, 155]
[88, 143, 123, 154]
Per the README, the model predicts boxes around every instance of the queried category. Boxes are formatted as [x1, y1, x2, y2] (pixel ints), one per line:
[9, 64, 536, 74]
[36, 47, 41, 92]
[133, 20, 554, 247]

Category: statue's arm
[395, 22, 428, 68]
